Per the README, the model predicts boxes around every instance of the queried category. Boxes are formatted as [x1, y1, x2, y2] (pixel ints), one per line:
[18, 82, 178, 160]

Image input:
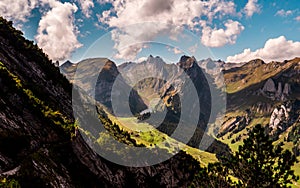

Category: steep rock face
[60, 60, 74, 71]
[0, 17, 203, 187]
[117, 55, 213, 125]
[275, 82, 283, 99]
[120, 55, 230, 157]
[269, 105, 289, 130]
[176, 56, 212, 128]
[60, 60, 77, 81]
[262, 78, 276, 93]
[118, 55, 179, 109]
[218, 110, 251, 138]
[61, 58, 147, 115]
[119, 55, 213, 135]
[94, 59, 147, 115]
[145, 56, 230, 157]
[283, 83, 291, 95]
[268, 100, 299, 137]
[261, 78, 291, 101]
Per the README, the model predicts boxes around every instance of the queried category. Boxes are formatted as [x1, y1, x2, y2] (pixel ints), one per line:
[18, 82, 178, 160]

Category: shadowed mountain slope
[0, 17, 205, 187]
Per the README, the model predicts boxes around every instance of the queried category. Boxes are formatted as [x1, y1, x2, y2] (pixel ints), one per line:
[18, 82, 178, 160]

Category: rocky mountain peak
[198, 58, 226, 72]
[73, 58, 120, 80]
[206, 57, 213, 62]
[146, 55, 165, 64]
[246, 59, 265, 67]
[178, 55, 197, 69]
[118, 61, 135, 69]
[102, 59, 119, 76]
[61, 60, 73, 68]
[197, 58, 211, 64]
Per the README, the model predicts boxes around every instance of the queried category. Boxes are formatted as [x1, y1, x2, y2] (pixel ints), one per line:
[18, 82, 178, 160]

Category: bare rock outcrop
[268, 101, 298, 137]
[263, 78, 276, 93]
[261, 78, 291, 101]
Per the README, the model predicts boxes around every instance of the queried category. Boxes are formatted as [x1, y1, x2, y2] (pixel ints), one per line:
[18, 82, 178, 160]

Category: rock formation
[261, 78, 291, 101]
[283, 83, 291, 96]
[269, 102, 294, 136]
[263, 78, 276, 93]
[275, 82, 282, 99]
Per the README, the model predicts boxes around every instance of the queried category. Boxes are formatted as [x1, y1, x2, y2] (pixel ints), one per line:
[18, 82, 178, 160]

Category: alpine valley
[1, 16, 300, 188]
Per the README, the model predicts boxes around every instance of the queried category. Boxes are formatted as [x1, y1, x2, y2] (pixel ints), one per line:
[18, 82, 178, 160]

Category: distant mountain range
[60, 54, 230, 157]
[61, 54, 300, 180]
[1, 14, 300, 187]
[61, 58, 147, 116]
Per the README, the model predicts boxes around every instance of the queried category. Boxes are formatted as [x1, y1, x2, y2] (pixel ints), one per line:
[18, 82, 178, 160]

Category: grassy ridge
[225, 59, 300, 94]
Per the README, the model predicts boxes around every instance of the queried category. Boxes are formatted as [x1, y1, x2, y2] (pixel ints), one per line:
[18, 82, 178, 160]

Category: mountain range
[0, 16, 204, 187]
[1, 15, 300, 187]
[60, 54, 231, 157]
[60, 52, 300, 186]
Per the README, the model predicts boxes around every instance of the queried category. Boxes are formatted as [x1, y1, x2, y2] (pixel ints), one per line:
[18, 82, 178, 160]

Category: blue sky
[1, 0, 300, 64]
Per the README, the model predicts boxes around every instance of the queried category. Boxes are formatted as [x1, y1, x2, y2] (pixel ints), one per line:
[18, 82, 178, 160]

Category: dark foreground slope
[0, 17, 201, 187]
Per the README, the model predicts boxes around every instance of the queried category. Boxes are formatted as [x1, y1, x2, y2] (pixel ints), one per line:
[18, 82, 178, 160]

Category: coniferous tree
[191, 162, 235, 188]
[227, 124, 298, 187]
[192, 124, 299, 188]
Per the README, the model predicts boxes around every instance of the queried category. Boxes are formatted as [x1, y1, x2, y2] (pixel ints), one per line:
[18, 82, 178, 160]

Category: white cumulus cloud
[275, 9, 293, 17]
[189, 44, 198, 54]
[136, 56, 147, 63]
[35, 0, 82, 61]
[295, 16, 300, 21]
[98, 0, 238, 60]
[0, 0, 38, 23]
[167, 46, 183, 54]
[243, 0, 260, 17]
[77, 0, 94, 18]
[201, 20, 244, 47]
[226, 36, 300, 63]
